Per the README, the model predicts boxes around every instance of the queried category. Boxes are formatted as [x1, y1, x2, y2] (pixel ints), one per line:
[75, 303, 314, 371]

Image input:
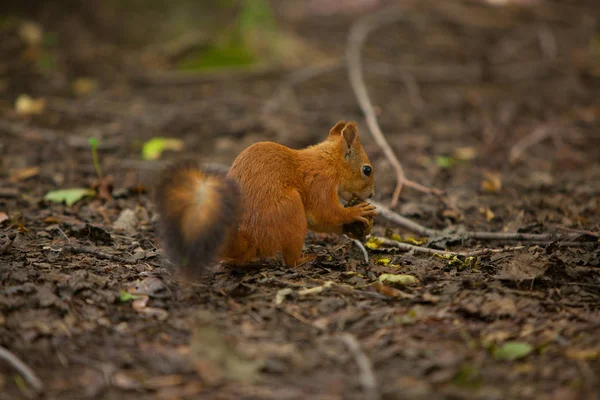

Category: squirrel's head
[328, 121, 375, 202]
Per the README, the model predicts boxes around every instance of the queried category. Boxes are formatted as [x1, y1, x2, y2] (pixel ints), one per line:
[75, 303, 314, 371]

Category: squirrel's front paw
[346, 202, 377, 225]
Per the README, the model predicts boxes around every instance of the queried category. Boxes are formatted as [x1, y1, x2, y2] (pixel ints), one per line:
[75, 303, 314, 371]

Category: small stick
[371, 201, 591, 243]
[403, 179, 445, 197]
[373, 236, 525, 257]
[131, 66, 285, 86]
[509, 125, 555, 164]
[347, 7, 408, 207]
[276, 306, 324, 331]
[263, 61, 343, 114]
[556, 226, 600, 238]
[0, 346, 44, 392]
[340, 333, 380, 400]
[399, 71, 425, 110]
[371, 201, 435, 237]
[55, 245, 131, 263]
[0, 120, 59, 142]
[351, 238, 370, 263]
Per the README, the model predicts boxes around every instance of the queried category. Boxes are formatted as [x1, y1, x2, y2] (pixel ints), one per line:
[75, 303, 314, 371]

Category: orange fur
[154, 121, 377, 271]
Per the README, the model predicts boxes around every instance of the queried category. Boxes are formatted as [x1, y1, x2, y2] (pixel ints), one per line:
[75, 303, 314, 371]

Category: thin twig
[340, 333, 380, 400]
[131, 66, 285, 86]
[54, 245, 131, 263]
[0, 346, 44, 391]
[347, 7, 408, 207]
[509, 124, 556, 164]
[374, 236, 525, 257]
[371, 201, 435, 237]
[399, 71, 425, 110]
[276, 306, 325, 331]
[403, 179, 445, 197]
[556, 226, 600, 238]
[351, 238, 370, 263]
[537, 25, 557, 60]
[262, 61, 343, 114]
[0, 120, 59, 142]
[371, 201, 594, 243]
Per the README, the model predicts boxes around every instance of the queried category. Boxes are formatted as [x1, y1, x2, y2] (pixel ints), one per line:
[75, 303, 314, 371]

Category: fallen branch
[0, 120, 59, 142]
[340, 333, 380, 400]
[52, 245, 131, 263]
[372, 201, 595, 243]
[373, 236, 525, 257]
[347, 6, 442, 206]
[347, 7, 408, 207]
[131, 66, 285, 86]
[262, 61, 343, 114]
[351, 238, 370, 263]
[509, 124, 556, 164]
[0, 346, 44, 392]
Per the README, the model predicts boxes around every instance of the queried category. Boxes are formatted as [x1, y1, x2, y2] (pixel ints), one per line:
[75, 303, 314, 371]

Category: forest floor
[1, 1, 600, 399]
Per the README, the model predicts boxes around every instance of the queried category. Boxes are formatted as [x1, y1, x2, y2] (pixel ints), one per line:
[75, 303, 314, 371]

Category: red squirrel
[153, 120, 377, 275]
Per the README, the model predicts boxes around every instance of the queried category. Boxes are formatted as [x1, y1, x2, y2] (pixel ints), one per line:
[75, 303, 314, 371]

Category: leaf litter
[0, 2, 599, 399]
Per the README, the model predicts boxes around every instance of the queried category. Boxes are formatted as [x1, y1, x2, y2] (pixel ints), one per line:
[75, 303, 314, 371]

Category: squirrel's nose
[368, 192, 374, 199]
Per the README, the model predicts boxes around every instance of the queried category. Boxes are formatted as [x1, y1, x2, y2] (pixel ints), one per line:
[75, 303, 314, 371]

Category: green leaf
[141, 137, 184, 160]
[453, 365, 482, 388]
[177, 44, 256, 71]
[378, 273, 419, 286]
[44, 188, 95, 206]
[435, 155, 457, 169]
[118, 290, 142, 303]
[239, 0, 277, 36]
[493, 341, 533, 361]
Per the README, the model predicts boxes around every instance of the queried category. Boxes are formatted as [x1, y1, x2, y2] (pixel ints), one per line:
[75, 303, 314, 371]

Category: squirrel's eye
[362, 165, 372, 177]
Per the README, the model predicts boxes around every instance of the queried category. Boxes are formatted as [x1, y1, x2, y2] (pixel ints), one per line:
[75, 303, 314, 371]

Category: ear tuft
[341, 121, 358, 147]
[328, 120, 347, 137]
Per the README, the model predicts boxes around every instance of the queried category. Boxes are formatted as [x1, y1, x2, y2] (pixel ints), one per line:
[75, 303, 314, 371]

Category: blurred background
[1, 0, 599, 216]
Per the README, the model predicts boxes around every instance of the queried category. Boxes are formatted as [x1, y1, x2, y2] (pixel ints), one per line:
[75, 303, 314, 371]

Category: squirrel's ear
[341, 122, 358, 149]
[328, 120, 347, 137]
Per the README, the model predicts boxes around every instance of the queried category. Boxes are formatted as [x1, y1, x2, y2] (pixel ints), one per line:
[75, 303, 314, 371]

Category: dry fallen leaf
[144, 375, 185, 390]
[378, 273, 420, 286]
[566, 348, 600, 360]
[72, 77, 98, 96]
[297, 281, 333, 296]
[9, 166, 39, 182]
[114, 209, 139, 235]
[481, 171, 502, 193]
[15, 94, 46, 116]
[374, 256, 391, 266]
[18, 22, 43, 46]
[373, 282, 415, 299]
[274, 288, 294, 305]
[480, 207, 495, 222]
[495, 253, 549, 281]
[453, 146, 477, 161]
[112, 370, 145, 390]
[128, 277, 168, 298]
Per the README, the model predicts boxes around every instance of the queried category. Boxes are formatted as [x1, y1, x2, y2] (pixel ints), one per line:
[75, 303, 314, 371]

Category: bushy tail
[153, 161, 240, 276]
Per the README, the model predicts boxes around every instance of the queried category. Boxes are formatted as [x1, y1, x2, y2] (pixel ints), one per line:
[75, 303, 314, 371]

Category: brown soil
[1, 1, 599, 399]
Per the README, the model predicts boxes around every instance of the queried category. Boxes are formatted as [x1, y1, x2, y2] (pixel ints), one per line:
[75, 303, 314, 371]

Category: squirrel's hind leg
[282, 245, 303, 267]
[279, 190, 308, 267]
